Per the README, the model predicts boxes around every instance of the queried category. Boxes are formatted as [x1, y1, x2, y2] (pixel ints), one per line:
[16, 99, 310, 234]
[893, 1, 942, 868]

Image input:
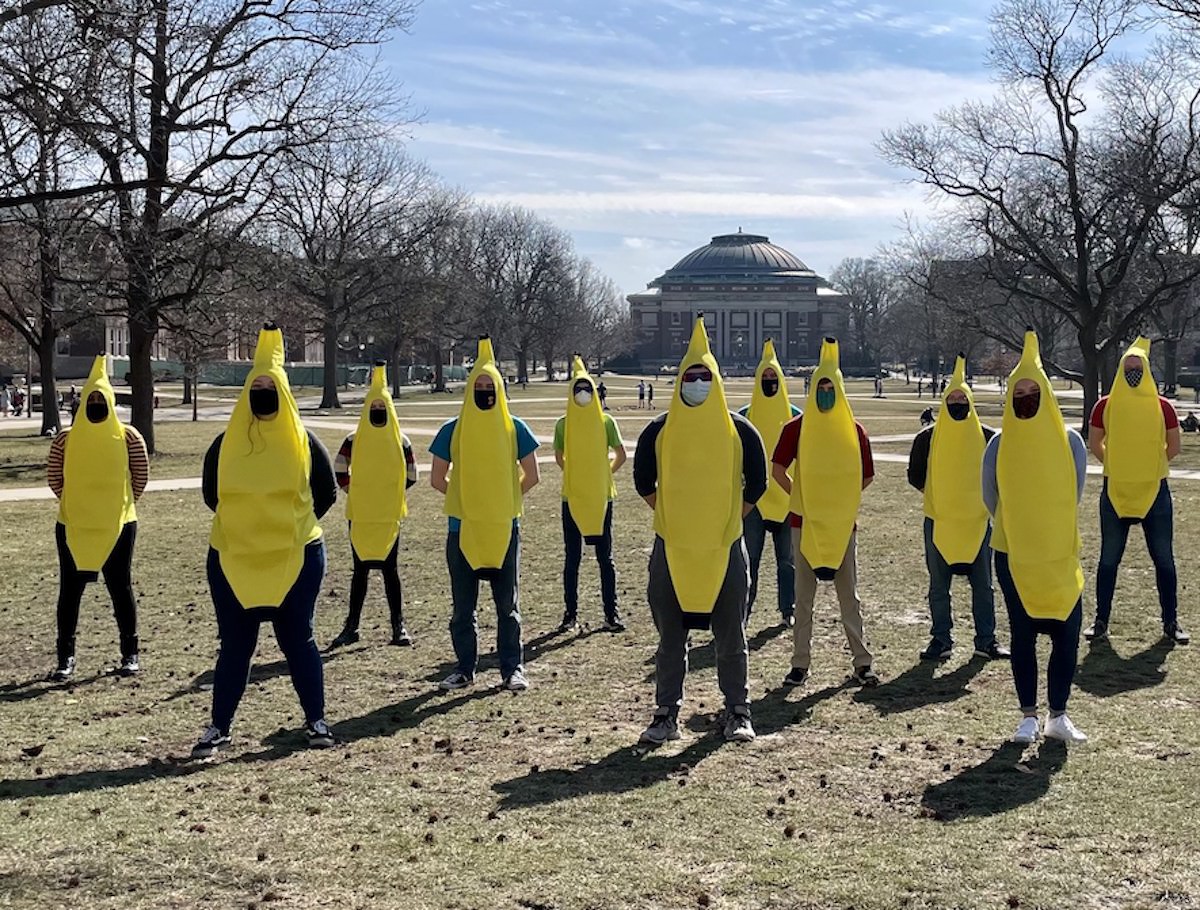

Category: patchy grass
[0, 450, 1196, 910]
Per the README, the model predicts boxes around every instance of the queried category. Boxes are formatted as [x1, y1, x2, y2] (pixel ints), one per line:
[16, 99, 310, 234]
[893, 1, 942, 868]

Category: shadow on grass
[0, 672, 115, 705]
[163, 650, 350, 703]
[493, 681, 846, 809]
[920, 740, 1068, 821]
[643, 622, 789, 682]
[413, 627, 607, 686]
[852, 657, 986, 716]
[1076, 638, 1171, 698]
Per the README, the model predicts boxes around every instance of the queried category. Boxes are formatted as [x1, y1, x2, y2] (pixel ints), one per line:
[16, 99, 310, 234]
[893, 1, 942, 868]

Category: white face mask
[573, 390, 593, 407]
[681, 380, 712, 407]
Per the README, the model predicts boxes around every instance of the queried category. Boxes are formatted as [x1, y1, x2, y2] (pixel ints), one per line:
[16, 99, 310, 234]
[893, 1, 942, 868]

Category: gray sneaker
[439, 671, 474, 691]
[723, 707, 756, 743]
[305, 719, 336, 748]
[638, 712, 680, 745]
[502, 669, 529, 691]
[191, 725, 230, 759]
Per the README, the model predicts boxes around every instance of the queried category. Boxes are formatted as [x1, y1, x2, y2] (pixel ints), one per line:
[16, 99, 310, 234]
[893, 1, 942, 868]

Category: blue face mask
[815, 389, 836, 412]
[681, 380, 711, 407]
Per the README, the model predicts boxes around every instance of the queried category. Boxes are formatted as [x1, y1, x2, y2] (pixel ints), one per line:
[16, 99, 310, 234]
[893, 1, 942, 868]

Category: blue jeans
[562, 501, 618, 618]
[924, 518, 997, 650]
[996, 551, 1081, 713]
[446, 528, 523, 678]
[1096, 479, 1177, 626]
[742, 507, 794, 618]
[208, 540, 326, 733]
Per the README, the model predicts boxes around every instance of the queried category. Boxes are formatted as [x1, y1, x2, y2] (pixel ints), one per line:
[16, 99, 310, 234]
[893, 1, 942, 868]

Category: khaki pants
[792, 529, 873, 670]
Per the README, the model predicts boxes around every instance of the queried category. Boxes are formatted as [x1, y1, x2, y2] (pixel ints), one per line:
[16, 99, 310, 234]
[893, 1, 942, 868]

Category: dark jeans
[924, 518, 997, 650]
[208, 541, 326, 733]
[344, 538, 405, 632]
[446, 528, 522, 678]
[742, 507, 794, 618]
[55, 521, 139, 662]
[1096, 479, 1177, 626]
[996, 551, 1081, 713]
[562, 500, 618, 618]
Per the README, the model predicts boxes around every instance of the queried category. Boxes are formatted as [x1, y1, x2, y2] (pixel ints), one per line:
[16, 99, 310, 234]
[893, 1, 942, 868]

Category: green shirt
[553, 413, 624, 501]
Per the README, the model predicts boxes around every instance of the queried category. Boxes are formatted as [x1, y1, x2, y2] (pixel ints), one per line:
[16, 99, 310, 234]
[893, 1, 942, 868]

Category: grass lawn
[0, 425, 1197, 909]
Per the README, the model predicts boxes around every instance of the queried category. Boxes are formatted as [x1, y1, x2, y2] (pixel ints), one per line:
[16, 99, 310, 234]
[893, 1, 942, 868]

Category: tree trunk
[432, 340, 445, 392]
[127, 302, 158, 454]
[182, 373, 193, 405]
[542, 349, 554, 380]
[517, 348, 528, 384]
[320, 315, 341, 409]
[37, 335, 61, 436]
[1162, 338, 1179, 395]
[1079, 326, 1101, 439]
[390, 337, 401, 398]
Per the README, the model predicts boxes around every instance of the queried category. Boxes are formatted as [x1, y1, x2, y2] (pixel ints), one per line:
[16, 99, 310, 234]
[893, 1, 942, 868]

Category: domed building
[626, 231, 851, 370]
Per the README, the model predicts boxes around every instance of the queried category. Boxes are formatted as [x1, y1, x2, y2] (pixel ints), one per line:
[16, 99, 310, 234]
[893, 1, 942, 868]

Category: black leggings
[55, 521, 139, 662]
[344, 540, 404, 632]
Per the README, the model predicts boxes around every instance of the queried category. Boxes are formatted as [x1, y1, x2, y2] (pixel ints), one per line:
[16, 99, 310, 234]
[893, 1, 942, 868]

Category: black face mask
[946, 402, 971, 421]
[249, 388, 279, 417]
[1124, 368, 1144, 389]
[762, 379, 779, 397]
[1013, 392, 1040, 420]
[369, 408, 387, 427]
[85, 401, 109, 423]
[474, 390, 496, 411]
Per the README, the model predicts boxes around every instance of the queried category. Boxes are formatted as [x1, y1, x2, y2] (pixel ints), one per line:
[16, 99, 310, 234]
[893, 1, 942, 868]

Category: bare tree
[829, 257, 894, 368]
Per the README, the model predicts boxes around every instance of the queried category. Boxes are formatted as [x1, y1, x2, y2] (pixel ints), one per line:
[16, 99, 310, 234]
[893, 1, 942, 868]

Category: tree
[829, 257, 893, 368]
[880, 0, 1200, 429]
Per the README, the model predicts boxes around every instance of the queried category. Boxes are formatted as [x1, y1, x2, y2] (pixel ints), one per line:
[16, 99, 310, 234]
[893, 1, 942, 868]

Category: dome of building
[656, 231, 813, 284]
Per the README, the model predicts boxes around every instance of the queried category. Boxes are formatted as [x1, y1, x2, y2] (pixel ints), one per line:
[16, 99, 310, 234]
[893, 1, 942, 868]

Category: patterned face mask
[1124, 368, 1144, 389]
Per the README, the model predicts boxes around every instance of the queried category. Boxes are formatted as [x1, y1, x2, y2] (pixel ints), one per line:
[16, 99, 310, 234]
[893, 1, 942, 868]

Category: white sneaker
[1044, 713, 1088, 743]
[1012, 716, 1040, 743]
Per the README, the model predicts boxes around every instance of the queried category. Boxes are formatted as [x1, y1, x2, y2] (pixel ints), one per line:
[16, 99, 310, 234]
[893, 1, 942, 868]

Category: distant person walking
[597, 380, 608, 411]
[647, 382, 655, 409]
[637, 380, 646, 409]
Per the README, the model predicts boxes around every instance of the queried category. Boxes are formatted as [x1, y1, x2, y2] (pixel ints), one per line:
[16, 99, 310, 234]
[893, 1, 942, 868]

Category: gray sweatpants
[647, 536, 751, 714]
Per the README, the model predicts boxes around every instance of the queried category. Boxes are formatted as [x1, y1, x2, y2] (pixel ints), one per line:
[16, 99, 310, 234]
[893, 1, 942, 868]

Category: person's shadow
[853, 657, 987, 716]
[920, 740, 1069, 821]
[643, 622, 788, 681]
[1075, 638, 1171, 698]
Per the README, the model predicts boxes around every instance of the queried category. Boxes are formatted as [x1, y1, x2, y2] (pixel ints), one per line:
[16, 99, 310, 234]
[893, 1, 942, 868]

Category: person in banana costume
[1086, 338, 1187, 645]
[982, 330, 1089, 745]
[632, 317, 767, 745]
[328, 362, 419, 650]
[553, 356, 627, 633]
[907, 354, 1009, 663]
[737, 341, 801, 628]
[191, 324, 339, 759]
[429, 337, 540, 693]
[770, 337, 879, 688]
[46, 355, 149, 681]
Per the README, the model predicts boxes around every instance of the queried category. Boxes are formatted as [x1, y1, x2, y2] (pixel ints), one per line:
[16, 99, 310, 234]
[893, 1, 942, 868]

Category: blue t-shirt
[429, 416, 540, 531]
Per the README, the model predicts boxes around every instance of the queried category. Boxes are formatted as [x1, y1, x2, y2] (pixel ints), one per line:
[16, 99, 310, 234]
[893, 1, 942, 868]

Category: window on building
[670, 311, 682, 326]
[641, 312, 659, 327]
[731, 312, 749, 329]
[763, 312, 781, 328]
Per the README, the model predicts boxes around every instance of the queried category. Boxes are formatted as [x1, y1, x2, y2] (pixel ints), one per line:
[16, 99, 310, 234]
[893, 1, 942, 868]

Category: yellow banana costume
[61, 355, 135, 572]
[655, 318, 742, 621]
[1103, 337, 1167, 519]
[445, 338, 521, 571]
[746, 339, 793, 524]
[926, 355, 989, 567]
[347, 364, 408, 562]
[210, 327, 320, 609]
[563, 356, 612, 540]
[793, 337, 861, 575]
[995, 331, 1083, 620]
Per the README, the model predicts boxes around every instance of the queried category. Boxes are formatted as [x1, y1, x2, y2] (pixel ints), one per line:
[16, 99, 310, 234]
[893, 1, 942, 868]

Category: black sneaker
[1084, 619, 1108, 642]
[118, 653, 140, 676]
[557, 611, 578, 633]
[191, 725, 230, 759]
[780, 612, 796, 629]
[327, 629, 360, 650]
[602, 615, 626, 633]
[638, 712, 680, 745]
[782, 667, 809, 687]
[1164, 622, 1191, 645]
[390, 626, 413, 647]
[306, 719, 336, 748]
[920, 640, 953, 662]
[973, 641, 1010, 660]
[853, 665, 881, 688]
[50, 656, 75, 682]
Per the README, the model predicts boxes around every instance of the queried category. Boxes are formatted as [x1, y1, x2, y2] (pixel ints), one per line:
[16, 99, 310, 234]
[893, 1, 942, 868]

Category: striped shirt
[47, 426, 150, 499]
[335, 432, 418, 492]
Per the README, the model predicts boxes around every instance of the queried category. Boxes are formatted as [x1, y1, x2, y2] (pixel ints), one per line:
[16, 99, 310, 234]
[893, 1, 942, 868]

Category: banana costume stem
[446, 337, 522, 572]
[655, 318, 743, 625]
[926, 355, 989, 567]
[347, 363, 408, 562]
[61, 355, 136, 573]
[746, 339, 793, 524]
[210, 326, 320, 609]
[563, 356, 612, 542]
[1103, 337, 1167, 519]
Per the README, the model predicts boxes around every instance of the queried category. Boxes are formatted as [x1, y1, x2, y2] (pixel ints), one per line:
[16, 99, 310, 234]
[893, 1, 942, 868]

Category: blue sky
[386, 0, 1000, 293]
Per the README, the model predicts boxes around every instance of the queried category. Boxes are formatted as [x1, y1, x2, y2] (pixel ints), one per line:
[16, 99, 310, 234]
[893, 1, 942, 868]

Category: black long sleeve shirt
[202, 430, 338, 518]
[906, 423, 997, 491]
[633, 410, 768, 505]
